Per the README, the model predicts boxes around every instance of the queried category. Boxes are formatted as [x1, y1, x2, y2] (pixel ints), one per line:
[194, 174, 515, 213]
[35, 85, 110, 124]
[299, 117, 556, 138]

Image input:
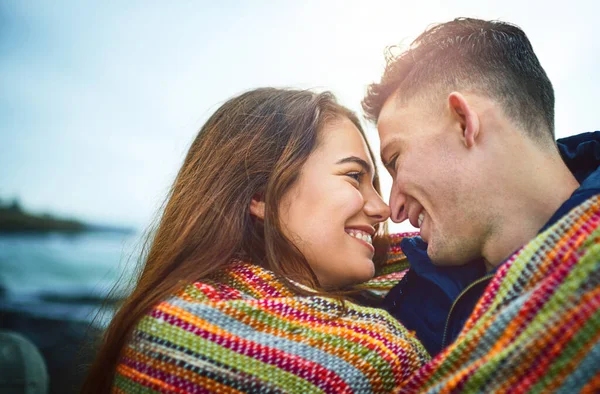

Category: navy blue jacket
[382, 131, 600, 356]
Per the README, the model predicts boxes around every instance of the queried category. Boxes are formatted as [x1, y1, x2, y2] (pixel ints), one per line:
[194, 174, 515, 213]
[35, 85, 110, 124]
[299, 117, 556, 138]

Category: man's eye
[386, 154, 399, 173]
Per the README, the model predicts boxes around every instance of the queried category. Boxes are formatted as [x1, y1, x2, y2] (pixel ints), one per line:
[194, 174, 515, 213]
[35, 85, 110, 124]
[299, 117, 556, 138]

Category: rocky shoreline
[0, 202, 136, 392]
[0, 290, 119, 394]
[0, 200, 135, 234]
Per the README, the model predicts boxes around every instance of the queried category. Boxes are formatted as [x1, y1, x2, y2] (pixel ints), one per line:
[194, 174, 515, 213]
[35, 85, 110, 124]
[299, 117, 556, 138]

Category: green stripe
[529, 245, 600, 393]
[227, 297, 398, 391]
[136, 315, 323, 393]
[422, 209, 597, 391]
[181, 283, 212, 302]
[462, 238, 600, 392]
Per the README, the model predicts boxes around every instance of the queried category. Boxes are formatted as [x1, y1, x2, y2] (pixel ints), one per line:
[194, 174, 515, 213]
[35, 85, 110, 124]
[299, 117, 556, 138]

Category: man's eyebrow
[336, 156, 372, 174]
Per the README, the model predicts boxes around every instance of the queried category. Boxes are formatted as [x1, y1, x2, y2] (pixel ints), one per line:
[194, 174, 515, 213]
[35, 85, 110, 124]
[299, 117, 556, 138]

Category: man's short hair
[363, 18, 555, 144]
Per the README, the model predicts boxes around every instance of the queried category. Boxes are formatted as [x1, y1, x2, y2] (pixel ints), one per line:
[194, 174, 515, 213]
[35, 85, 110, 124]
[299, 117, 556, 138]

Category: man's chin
[427, 243, 459, 266]
[428, 246, 477, 267]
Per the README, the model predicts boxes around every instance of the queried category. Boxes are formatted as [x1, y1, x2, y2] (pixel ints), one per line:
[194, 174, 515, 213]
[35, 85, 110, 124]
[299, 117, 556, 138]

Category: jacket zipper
[441, 273, 495, 349]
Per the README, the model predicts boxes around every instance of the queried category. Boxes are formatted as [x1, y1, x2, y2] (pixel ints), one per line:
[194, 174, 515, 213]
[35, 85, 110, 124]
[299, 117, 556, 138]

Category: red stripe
[239, 298, 405, 362]
[148, 308, 353, 393]
[118, 357, 208, 393]
[511, 288, 600, 393]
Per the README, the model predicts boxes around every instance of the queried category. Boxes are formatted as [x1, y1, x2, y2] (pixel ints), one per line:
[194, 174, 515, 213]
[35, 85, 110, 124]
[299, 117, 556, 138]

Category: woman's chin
[337, 261, 376, 287]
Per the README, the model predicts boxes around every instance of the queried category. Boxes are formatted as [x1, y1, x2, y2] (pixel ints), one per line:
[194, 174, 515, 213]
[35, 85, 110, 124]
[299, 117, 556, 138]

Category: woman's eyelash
[346, 171, 365, 182]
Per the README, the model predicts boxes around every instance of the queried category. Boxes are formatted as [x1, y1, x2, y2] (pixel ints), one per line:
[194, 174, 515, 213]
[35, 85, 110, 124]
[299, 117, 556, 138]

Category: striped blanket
[113, 261, 429, 393]
[397, 195, 600, 393]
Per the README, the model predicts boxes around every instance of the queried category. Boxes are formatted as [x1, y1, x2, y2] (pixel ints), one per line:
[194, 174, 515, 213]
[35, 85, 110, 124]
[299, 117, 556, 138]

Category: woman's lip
[345, 225, 376, 236]
[348, 234, 375, 254]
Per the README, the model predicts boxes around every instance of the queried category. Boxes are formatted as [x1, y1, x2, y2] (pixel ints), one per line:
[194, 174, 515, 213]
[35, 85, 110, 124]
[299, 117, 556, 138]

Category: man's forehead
[377, 92, 409, 153]
[377, 90, 403, 128]
[379, 135, 403, 162]
[378, 90, 423, 133]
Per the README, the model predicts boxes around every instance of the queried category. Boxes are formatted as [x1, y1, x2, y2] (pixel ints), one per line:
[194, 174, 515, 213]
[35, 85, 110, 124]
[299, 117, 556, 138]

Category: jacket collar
[540, 131, 600, 231]
[400, 237, 486, 300]
[401, 131, 600, 288]
[557, 131, 600, 186]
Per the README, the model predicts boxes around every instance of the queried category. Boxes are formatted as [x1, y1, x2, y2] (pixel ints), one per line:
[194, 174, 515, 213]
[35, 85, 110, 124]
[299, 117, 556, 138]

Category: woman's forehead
[317, 118, 372, 163]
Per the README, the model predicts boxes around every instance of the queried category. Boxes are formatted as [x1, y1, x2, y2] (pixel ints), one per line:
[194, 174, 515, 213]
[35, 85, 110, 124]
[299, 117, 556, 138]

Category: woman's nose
[365, 192, 391, 223]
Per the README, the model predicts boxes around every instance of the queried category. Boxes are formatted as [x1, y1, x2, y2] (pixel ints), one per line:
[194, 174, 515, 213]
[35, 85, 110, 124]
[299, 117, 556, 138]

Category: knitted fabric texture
[397, 194, 600, 393]
[113, 257, 429, 393]
[355, 232, 415, 298]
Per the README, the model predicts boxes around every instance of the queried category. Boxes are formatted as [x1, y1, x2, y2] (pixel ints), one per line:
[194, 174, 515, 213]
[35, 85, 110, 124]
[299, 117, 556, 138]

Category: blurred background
[1, 0, 598, 392]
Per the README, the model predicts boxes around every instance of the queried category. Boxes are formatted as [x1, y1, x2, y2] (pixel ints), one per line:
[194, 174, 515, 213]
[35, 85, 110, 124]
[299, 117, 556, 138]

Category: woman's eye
[346, 171, 364, 183]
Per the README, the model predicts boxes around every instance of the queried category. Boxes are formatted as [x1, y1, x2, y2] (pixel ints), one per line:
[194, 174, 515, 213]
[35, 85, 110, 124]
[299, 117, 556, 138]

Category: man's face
[377, 94, 488, 265]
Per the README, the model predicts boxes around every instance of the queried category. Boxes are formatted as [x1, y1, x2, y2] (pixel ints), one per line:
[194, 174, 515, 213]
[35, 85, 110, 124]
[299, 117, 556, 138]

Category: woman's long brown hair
[82, 88, 387, 393]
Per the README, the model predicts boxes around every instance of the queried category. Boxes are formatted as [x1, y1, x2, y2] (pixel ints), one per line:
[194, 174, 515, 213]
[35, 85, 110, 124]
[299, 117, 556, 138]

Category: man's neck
[482, 152, 580, 269]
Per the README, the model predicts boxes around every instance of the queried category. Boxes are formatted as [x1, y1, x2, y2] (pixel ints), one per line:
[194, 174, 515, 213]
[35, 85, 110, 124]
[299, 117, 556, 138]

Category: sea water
[0, 231, 140, 325]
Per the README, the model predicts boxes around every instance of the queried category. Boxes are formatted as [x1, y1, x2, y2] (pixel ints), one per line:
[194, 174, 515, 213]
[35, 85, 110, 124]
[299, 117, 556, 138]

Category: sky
[1, 0, 599, 233]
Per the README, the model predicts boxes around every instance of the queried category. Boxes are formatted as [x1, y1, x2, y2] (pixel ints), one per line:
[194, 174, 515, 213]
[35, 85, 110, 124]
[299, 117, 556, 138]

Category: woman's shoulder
[115, 284, 428, 393]
[387, 231, 420, 244]
[115, 261, 430, 393]
[369, 231, 420, 281]
[125, 262, 298, 342]
[352, 232, 420, 301]
[177, 261, 297, 303]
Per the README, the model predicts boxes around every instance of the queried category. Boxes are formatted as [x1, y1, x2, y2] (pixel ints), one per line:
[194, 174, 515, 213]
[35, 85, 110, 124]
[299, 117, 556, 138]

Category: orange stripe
[231, 296, 417, 367]
[437, 358, 480, 394]
[543, 303, 600, 392]
[581, 373, 600, 394]
[486, 214, 593, 356]
[495, 287, 600, 393]
[501, 200, 598, 305]
[160, 297, 409, 363]
[398, 313, 496, 392]
[272, 298, 408, 352]
[116, 363, 188, 393]
[155, 302, 390, 391]
[155, 300, 418, 390]
[407, 198, 600, 392]
[437, 202, 600, 393]
[122, 346, 244, 394]
[229, 264, 293, 298]
[153, 303, 355, 392]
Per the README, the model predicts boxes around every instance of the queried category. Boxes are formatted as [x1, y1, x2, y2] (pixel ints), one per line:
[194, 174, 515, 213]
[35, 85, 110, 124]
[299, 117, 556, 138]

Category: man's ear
[249, 193, 265, 220]
[448, 92, 480, 148]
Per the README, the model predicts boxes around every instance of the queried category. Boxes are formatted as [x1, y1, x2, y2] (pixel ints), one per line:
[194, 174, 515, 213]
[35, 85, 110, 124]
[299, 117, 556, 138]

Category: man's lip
[408, 205, 424, 228]
[344, 225, 376, 236]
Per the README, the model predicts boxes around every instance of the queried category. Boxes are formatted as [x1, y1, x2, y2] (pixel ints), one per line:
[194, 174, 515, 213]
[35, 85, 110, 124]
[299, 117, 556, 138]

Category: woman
[83, 88, 429, 393]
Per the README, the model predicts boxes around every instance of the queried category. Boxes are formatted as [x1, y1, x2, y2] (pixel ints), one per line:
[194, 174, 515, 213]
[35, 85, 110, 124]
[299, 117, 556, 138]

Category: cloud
[1, 0, 598, 232]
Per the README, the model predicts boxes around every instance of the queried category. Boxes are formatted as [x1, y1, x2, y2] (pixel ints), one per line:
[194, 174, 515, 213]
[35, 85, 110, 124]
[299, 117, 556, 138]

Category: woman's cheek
[344, 188, 366, 215]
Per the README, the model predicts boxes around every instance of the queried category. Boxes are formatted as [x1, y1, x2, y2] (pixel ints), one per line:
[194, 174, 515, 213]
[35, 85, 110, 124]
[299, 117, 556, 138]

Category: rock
[0, 310, 103, 394]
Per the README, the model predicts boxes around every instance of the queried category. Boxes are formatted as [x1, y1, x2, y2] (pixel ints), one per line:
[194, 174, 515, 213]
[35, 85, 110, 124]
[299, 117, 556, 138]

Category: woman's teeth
[346, 230, 373, 245]
[418, 212, 424, 227]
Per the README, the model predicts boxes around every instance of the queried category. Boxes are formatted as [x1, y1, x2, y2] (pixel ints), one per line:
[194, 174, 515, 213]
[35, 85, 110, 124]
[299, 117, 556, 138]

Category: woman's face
[278, 117, 391, 288]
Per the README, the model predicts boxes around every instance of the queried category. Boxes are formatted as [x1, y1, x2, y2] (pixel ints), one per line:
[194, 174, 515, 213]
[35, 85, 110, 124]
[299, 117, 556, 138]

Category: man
[363, 18, 600, 392]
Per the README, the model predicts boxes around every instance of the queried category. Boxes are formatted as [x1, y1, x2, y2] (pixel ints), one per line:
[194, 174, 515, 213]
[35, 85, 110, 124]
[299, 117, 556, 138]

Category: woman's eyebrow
[336, 156, 372, 174]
